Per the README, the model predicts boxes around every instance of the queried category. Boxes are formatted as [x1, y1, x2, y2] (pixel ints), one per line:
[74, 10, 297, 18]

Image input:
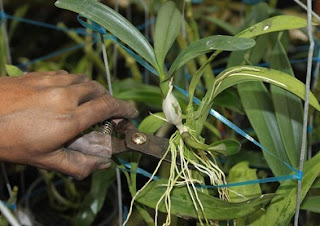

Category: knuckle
[56, 70, 69, 75]
[103, 96, 120, 117]
[46, 88, 69, 103]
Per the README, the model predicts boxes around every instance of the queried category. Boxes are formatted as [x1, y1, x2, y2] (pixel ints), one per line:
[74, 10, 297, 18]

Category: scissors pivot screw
[131, 133, 147, 145]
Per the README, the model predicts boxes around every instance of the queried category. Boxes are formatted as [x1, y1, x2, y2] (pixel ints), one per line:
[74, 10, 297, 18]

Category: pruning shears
[100, 119, 171, 162]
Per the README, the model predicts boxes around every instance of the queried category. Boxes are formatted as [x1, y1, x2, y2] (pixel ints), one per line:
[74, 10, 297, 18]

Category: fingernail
[98, 161, 112, 170]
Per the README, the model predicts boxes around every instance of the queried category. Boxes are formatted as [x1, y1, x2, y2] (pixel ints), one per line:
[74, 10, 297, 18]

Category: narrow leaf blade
[154, 1, 182, 70]
[55, 0, 157, 67]
[237, 15, 313, 39]
[214, 66, 320, 111]
[168, 36, 255, 78]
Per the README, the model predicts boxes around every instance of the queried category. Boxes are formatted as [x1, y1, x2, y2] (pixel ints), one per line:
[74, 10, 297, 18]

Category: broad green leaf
[270, 33, 303, 168]
[154, 1, 181, 73]
[301, 195, 320, 213]
[238, 82, 290, 176]
[55, 0, 157, 67]
[207, 139, 241, 156]
[138, 113, 167, 135]
[253, 153, 320, 225]
[237, 15, 313, 39]
[74, 169, 115, 226]
[136, 179, 275, 220]
[214, 66, 320, 111]
[167, 36, 256, 78]
[228, 162, 261, 202]
[5, 65, 23, 76]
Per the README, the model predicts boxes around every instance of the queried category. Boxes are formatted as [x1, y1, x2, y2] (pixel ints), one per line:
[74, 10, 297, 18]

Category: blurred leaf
[214, 66, 320, 111]
[252, 153, 320, 225]
[55, 0, 157, 67]
[237, 15, 313, 39]
[136, 179, 275, 220]
[270, 33, 303, 168]
[228, 162, 261, 202]
[74, 169, 115, 226]
[167, 36, 256, 79]
[311, 177, 320, 188]
[113, 79, 162, 108]
[138, 113, 167, 135]
[205, 16, 237, 35]
[301, 195, 320, 213]
[5, 65, 23, 76]
[154, 1, 181, 72]
[225, 151, 268, 170]
[208, 139, 241, 156]
[238, 82, 290, 176]
[8, 5, 29, 39]
[213, 89, 244, 114]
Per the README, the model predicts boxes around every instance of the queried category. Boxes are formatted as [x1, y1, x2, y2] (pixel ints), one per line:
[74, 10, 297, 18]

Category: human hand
[0, 71, 138, 179]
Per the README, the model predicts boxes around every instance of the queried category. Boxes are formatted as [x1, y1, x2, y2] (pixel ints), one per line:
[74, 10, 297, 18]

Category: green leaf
[136, 179, 275, 220]
[74, 169, 115, 226]
[207, 139, 241, 156]
[228, 162, 261, 202]
[55, 0, 157, 67]
[154, 1, 181, 74]
[269, 33, 303, 168]
[138, 113, 167, 134]
[301, 195, 320, 213]
[182, 133, 240, 156]
[253, 153, 320, 225]
[225, 151, 268, 170]
[214, 66, 320, 111]
[113, 79, 162, 108]
[311, 177, 320, 188]
[213, 89, 244, 114]
[167, 36, 256, 79]
[237, 15, 313, 39]
[205, 16, 237, 35]
[238, 82, 290, 176]
[5, 65, 23, 76]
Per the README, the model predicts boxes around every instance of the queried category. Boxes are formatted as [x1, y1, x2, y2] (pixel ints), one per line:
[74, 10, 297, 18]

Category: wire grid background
[0, 0, 318, 225]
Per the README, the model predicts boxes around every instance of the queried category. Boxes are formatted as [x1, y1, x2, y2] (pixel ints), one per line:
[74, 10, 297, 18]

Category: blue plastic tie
[296, 171, 303, 181]
[307, 125, 313, 134]
[1, 201, 17, 210]
[17, 43, 86, 69]
[198, 174, 297, 188]
[4, 13, 88, 35]
[242, 0, 266, 4]
[118, 159, 159, 180]
[192, 0, 204, 4]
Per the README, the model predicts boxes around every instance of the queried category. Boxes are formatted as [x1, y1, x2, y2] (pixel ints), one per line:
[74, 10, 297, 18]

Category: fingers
[69, 81, 108, 105]
[66, 131, 112, 158]
[36, 148, 112, 180]
[75, 94, 138, 132]
[25, 71, 90, 88]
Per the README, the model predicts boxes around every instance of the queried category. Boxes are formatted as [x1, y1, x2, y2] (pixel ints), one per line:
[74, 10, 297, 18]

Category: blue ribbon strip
[1, 201, 17, 210]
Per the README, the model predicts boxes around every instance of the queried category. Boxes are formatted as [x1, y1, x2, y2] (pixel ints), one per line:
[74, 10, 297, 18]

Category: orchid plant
[54, 0, 320, 225]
